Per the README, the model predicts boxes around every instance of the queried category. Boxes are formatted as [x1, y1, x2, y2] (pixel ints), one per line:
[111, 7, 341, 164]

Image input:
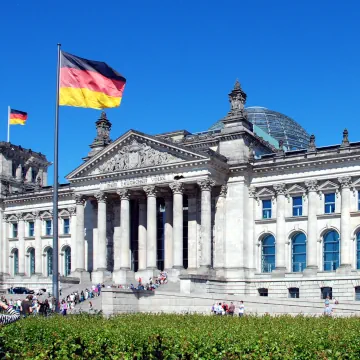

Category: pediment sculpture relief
[94, 140, 183, 173]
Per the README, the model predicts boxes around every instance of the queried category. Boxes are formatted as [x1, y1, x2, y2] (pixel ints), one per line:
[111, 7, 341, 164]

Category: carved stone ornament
[73, 193, 86, 205]
[338, 176, 352, 189]
[68, 206, 76, 216]
[94, 191, 107, 203]
[32, 210, 41, 219]
[341, 129, 350, 148]
[273, 183, 286, 196]
[169, 181, 184, 194]
[16, 212, 24, 221]
[307, 134, 316, 152]
[248, 186, 257, 198]
[95, 140, 182, 174]
[143, 185, 157, 197]
[3, 214, 9, 223]
[219, 184, 228, 198]
[117, 188, 130, 200]
[305, 180, 318, 192]
[197, 178, 215, 191]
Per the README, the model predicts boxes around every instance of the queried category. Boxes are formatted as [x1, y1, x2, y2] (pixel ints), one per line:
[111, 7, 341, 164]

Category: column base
[196, 265, 215, 276]
[112, 269, 135, 285]
[92, 269, 108, 284]
[72, 269, 90, 282]
[164, 267, 185, 282]
[303, 266, 318, 277]
[336, 264, 353, 275]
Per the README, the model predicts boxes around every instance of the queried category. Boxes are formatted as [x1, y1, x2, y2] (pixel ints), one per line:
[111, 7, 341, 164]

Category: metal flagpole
[7, 106, 10, 142]
[52, 43, 61, 312]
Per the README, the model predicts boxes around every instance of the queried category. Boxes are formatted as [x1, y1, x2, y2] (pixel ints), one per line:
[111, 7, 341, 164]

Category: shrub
[1, 314, 360, 359]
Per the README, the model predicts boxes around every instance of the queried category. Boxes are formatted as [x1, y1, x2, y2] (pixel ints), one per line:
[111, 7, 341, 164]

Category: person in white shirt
[238, 301, 245, 317]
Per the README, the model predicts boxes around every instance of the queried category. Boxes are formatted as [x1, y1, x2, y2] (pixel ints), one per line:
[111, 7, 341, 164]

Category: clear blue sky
[1, 1, 360, 184]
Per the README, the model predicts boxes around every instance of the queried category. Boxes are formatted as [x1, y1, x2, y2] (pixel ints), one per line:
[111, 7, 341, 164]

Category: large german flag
[59, 51, 126, 109]
[9, 109, 28, 125]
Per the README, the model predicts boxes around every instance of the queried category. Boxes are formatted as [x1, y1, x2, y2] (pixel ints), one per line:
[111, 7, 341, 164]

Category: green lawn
[1, 314, 359, 359]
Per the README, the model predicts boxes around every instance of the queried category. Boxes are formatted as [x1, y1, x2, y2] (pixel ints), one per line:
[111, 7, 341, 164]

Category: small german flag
[9, 109, 28, 125]
[59, 51, 126, 109]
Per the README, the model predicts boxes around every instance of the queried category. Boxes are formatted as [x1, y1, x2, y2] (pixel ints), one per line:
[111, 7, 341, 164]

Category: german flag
[59, 51, 126, 109]
[9, 109, 28, 125]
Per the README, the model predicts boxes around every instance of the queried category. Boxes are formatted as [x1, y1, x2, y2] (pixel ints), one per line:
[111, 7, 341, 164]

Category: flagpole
[52, 43, 61, 312]
[7, 106, 10, 142]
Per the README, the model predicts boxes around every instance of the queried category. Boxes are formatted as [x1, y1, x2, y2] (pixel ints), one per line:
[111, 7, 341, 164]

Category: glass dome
[209, 106, 310, 150]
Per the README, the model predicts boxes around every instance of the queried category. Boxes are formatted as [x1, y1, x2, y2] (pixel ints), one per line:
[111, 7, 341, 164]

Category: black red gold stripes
[10, 109, 27, 125]
[59, 51, 126, 109]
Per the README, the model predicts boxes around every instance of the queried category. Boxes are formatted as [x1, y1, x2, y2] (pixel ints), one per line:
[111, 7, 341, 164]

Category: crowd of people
[212, 301, 245, 316]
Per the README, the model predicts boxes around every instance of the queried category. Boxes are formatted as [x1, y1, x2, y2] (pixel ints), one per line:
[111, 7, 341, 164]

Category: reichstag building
[1, 80, 359, 301]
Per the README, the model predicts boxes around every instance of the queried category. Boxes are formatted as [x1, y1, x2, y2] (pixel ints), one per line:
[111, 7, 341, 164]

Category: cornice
[4, 188, 72, 204]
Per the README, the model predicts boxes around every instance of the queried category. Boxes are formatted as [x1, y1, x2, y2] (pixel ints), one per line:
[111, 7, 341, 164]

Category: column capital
[305, 180, 318, 192]
[248, 186, 256, 198]
[94, 191, 107, 203]
[68, 206, 76, 216]
[169, 181, 184, 194]
[73, 193, 86, 205]
[117, 188, 130, 200]
[3, 214, 9, 223]
[16, 212, 24, 221]
[273, 183, 286, 196]
[32, 210, 41, 220]
[338, 176, 352, 189]
[143, 185, 157, 197]
[219, 184, 228, 198]
[197, 178, 215, 191]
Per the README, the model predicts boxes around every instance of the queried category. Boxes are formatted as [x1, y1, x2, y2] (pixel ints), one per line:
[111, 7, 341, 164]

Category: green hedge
[1, 314, 360, 359]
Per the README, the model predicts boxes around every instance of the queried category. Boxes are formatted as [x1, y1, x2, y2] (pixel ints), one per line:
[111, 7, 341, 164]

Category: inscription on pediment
[93, 140, 183, 174]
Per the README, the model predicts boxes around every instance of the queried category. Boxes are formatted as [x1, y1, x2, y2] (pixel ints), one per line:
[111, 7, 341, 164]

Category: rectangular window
[63, 218, 70, 235]
[292, 196, 303, 216]
[262, 199, 272, 219]
[324, 193, 336, 214]
[288, 288, 300, 298]
[258, 288, 268, 297]
[12, 223, 18, 238]
[45, 220, 52, 236]
[28, 222, 34, 237]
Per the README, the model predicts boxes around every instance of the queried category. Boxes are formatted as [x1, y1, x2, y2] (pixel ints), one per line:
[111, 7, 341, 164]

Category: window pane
[325, 193, 335, 202]
[323, 231, 339, 271]
[293, 197, 302, 206]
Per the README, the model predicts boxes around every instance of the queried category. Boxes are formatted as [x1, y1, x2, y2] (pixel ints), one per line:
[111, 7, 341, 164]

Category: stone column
[69, 206, 76, 273]
[247, 187, 256, 272]
[338, 176, 352, 271]
[118, 189, 131, 270]
[94, 192, 107, 271]
[17, 213, 25, 276]
[33, 211, 42, 275]
[197, 178, 215, 272]
[144, 185, 157, 271]
[304, 180, 318, 274]
[138, 198, 147, 271]
[273, 183, 286, 273]
[2, 215, 9, 275]
[187, 189, 198, 271]
[164, 196, 173, 271]
[169, 182, 184, 270]
[74, 194, 86, 272]
[214, 185, 227, 273]
[0, 204, 3, 274]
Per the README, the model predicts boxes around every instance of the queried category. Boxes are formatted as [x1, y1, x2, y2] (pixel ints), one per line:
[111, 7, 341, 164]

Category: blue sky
[1, 1, 360, 184]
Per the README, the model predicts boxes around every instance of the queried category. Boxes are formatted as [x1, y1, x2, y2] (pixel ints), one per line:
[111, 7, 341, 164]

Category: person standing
[238, 301, 245, 317]
[21, 296, 33, 318]
[228, 302, 235, 316]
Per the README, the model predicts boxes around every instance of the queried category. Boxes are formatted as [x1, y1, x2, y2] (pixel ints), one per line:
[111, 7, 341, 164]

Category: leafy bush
[1, 314, 360, 359]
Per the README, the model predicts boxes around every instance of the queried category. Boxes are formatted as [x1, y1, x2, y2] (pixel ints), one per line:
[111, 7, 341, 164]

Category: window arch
[47, 248, 53, 276]
[292, 232, 306, 272]
[13, 249, 19, 275]
[29, 248, 35, 275]
[323, 230, 339, 271]
[357, 232, 360, 270]
[64, 246, 71, 276]
[261, 234, 275, 273]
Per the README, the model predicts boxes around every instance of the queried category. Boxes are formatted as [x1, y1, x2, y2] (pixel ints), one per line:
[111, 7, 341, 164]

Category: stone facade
[1, 83, 360, 302]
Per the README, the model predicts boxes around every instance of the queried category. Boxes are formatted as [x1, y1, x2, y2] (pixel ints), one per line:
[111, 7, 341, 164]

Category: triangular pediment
[67, 130, 211, 181]
[256, 187, 275, 198]
[286, 184, 306, 195]
[318, 180, 339, 191]
[351, 178, 360, 187]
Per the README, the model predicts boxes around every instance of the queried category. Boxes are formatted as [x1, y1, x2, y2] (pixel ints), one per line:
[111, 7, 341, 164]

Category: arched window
[357, 232, 360, 270]
[47, 248, 53, 276]
[292, 233, 306, 272]
[64, 247, 71, 276]
[13, 249, 19, 275]
[29, 248, 35, 275]
[262, 234, 275, 273]
[323, 230, 339, 271]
